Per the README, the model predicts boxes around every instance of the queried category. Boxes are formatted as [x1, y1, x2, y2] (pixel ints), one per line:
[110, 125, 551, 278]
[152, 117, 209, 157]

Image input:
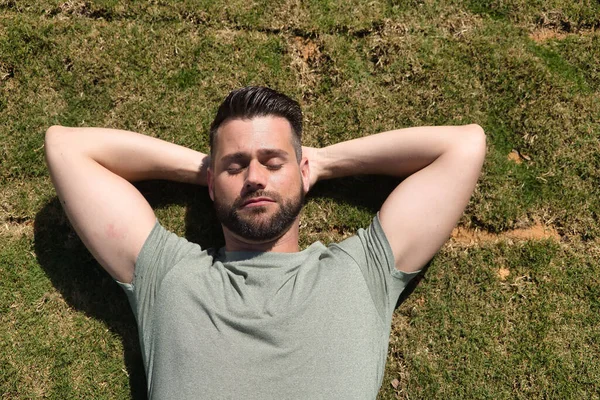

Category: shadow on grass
[308, 175, 398, 214]
[33, 176, 425, 398]
[34, 197, 148, 399]
[33, 181, 220, 400]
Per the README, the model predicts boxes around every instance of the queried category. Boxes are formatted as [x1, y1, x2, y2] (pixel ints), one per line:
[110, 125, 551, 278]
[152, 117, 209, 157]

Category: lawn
[1, 0, 599, 398]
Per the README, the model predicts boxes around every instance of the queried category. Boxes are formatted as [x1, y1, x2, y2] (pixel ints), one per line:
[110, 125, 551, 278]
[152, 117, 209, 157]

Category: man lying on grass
[45, 86, 485, 399]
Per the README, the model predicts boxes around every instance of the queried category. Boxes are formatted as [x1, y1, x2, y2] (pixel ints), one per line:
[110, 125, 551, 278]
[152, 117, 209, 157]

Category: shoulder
[329, 214, 393, 266]
[134, 221, 212, 282]
[140, 221, 204, 256]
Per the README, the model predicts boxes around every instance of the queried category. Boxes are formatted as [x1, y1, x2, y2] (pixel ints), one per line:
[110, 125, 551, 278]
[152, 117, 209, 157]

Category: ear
[207, 167, 215, 201]
[300, 156, 310, 194]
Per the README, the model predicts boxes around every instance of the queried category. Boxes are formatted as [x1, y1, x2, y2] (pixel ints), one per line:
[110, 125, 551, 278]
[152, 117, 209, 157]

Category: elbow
[44, 125, 71, 154]
[446, 124, 486, 170]
[462, 124, 487, 161]
[44, 125, 72, 164]
[44, 125, 64, 149]
[466, 123, 486, 146]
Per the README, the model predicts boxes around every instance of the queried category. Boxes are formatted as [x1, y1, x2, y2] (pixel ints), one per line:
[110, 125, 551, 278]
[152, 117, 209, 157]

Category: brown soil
[451, 222, 561, 245]
[294, 37, 320, 62]
[497, 267, 510, 280]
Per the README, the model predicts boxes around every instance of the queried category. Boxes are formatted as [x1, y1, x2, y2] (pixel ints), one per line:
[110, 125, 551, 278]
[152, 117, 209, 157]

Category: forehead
[214, 116, 295, 157]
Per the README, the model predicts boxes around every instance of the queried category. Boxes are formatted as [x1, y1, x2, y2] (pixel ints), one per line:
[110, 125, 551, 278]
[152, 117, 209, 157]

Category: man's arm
[306, 124, 486, 273]
[44, 126, 209, 283]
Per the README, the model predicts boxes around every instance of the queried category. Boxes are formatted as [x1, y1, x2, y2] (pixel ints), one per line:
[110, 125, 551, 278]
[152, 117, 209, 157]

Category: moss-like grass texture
[1, 1, 599, 398]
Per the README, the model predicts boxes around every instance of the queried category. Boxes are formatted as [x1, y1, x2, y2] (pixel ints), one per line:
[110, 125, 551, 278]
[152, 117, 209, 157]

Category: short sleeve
[116, 220, 201, 324]
[333, 214, 420, 323]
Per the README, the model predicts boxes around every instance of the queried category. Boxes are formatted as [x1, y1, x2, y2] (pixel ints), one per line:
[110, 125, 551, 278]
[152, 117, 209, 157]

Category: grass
[1, 0, 599, 398]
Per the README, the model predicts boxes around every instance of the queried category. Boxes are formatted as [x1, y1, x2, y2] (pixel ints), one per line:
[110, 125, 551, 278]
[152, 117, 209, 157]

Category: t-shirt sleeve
[333, 214, 420, 323]
[116, 220, 201, 323]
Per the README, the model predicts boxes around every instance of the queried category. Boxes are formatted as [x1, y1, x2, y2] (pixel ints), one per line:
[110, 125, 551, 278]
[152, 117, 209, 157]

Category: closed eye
[266, 164, 283, 171]
[226, 165, 245, 174]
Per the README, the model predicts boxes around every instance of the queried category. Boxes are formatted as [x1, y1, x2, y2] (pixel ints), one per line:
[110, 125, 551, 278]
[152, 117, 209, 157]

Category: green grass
[1, 0, 599, 398]
[383, 240, 600, 399]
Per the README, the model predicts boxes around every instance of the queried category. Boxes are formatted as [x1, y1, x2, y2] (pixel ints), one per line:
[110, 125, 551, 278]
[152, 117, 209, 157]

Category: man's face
[208, 116, 309, 243]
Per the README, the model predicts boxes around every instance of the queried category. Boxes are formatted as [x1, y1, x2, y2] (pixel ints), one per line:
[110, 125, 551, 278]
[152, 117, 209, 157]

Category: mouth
[240, 197, 276, 208]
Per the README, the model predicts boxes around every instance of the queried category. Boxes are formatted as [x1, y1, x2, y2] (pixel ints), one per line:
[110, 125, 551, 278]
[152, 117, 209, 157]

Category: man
[45, 86, 486, 399]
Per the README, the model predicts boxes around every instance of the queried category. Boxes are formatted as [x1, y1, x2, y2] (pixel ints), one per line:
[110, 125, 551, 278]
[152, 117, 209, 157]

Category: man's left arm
[305, 124, 486, 273]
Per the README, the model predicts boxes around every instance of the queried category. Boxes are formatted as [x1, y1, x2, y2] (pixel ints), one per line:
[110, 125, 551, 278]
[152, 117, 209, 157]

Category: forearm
[45, 126, 208, 185]
[312, 124, 484, 182]
[308, 124, 485, 273]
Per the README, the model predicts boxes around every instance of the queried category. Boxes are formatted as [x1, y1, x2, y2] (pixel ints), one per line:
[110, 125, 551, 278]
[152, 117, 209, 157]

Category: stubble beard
[213, 185, 305, 242]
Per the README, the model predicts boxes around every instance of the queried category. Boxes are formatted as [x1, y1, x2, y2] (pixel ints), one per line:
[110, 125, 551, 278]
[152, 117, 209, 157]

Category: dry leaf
[498, 267, 510, 280]
[508, 150, 523, 164]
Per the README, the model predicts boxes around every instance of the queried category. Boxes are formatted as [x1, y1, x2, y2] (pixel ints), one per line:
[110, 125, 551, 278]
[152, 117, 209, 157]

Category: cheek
[272, 171, 301, 192]
[214, 175, 243, 199]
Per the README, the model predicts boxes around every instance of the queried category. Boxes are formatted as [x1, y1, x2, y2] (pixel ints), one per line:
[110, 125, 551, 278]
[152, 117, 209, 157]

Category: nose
[244, 160, 267, 192]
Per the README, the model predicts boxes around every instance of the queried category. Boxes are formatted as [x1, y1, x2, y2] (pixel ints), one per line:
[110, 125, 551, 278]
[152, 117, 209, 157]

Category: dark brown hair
[209, 86, 303, 162]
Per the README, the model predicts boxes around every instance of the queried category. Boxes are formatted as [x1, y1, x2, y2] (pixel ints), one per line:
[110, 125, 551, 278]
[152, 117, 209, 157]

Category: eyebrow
[257, 148, 289, 158]
[220, 152, 248, 165]
[220, 149, 290, 164]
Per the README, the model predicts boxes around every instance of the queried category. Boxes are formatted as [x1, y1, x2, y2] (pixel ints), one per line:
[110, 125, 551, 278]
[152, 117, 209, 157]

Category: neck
[222, 222, 301, 253]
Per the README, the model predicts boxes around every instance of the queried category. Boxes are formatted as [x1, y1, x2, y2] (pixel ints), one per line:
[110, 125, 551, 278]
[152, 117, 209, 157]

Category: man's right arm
[44, 126, 208, 284]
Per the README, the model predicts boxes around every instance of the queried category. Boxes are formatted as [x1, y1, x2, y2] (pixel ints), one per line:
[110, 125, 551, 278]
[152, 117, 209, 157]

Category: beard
[213, 185, 304, 242]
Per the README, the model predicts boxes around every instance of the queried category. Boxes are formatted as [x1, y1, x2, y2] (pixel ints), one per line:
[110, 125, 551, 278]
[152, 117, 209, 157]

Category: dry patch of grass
[450, 222, 561, 246]
[0, 219, 33, 237]
[530, 26, 599, 42]
[530, 27, 570, 42]
[287, 35, 323, 97]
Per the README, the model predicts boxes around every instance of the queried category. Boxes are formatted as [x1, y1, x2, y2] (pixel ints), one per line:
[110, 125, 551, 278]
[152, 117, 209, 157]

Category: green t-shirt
[118, 215, 418, 399]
